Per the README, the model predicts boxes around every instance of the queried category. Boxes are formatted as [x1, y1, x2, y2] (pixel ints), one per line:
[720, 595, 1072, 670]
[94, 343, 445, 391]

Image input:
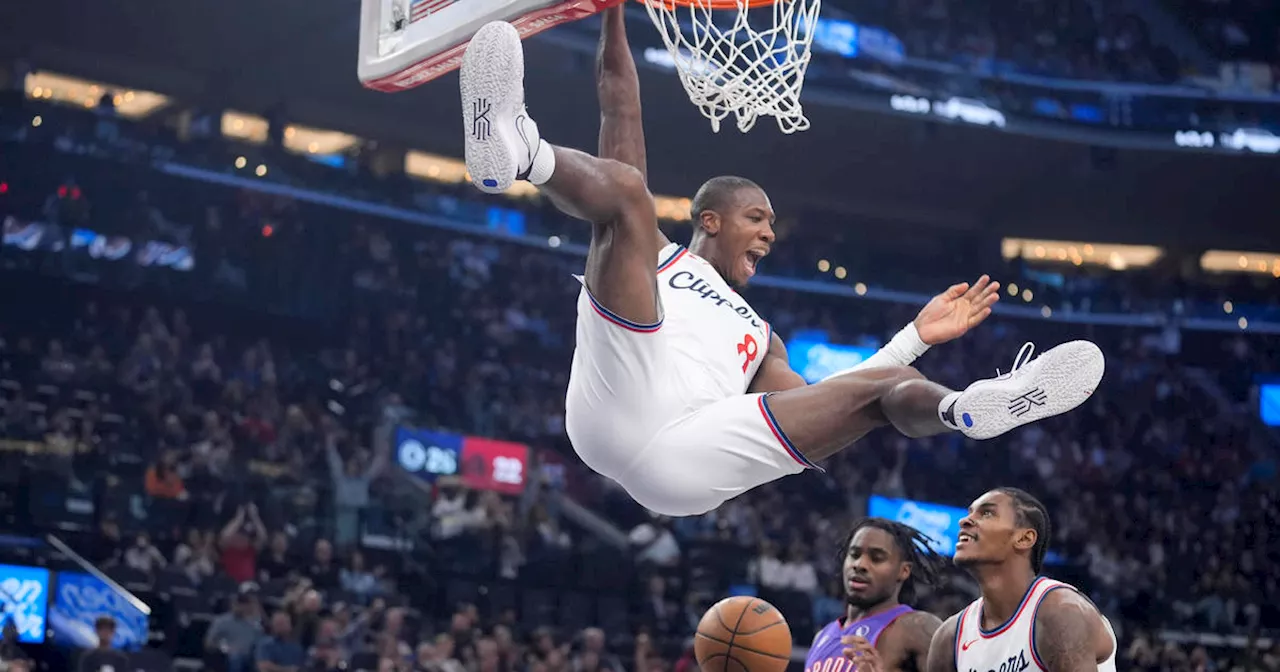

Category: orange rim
[637, 0, 779, 10]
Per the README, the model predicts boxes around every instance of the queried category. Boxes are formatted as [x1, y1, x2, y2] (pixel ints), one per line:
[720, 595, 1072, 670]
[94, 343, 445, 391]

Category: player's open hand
[913, 275, 1000, 345]
[841, 635, 883, 672]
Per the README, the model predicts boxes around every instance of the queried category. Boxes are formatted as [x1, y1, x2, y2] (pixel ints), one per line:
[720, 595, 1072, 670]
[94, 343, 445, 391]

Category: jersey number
[737, 334, 759, 373]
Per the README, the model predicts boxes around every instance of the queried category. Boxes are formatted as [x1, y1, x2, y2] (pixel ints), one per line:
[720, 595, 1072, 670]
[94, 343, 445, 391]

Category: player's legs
[762, 366, 952, 462]
[623, 342, 1104, 517]
[460, 21, 662, 325]
[767, 339, 1106, 461]
[618, 370, 934, 516]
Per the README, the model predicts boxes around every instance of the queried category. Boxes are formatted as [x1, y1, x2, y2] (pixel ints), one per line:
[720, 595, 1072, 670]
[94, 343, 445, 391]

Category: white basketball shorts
[564, 285, 821, 518]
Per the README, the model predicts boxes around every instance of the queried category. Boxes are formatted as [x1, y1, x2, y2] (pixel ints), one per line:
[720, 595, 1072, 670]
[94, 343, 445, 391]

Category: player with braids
[927, 488, 1118, 672]
[804, 518, 946, 672]
[995, 487, 1051, 573]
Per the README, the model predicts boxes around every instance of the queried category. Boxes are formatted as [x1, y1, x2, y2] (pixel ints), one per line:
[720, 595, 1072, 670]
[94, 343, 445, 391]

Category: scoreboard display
[395, 427, 529, 494]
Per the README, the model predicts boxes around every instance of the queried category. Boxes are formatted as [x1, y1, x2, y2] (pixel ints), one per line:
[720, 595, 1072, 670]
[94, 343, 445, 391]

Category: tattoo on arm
[899, 612, 943, 672]
[925, 615, 959, 672]
[1034, 591, 1100, 672]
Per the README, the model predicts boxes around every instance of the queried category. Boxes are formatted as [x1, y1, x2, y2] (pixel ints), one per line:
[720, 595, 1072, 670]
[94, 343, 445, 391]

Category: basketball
[694, 597, 792, 672]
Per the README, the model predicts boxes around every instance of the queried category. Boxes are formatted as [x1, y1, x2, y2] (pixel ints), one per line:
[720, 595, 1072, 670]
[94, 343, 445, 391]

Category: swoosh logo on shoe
[515, 114, 534, 180]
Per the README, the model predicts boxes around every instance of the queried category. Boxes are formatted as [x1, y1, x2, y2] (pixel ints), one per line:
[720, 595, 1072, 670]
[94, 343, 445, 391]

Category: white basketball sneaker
[460, 21, 555, 195]
[942, 341, 1105, 440]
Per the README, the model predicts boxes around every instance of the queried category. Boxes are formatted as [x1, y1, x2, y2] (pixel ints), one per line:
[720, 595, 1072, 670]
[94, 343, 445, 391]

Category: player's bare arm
[748, 276, 1000, 395]
[924, 614, 959, 672]
[1033, 590, 1113, 672]
[880, 611, 943, 672]
[749, 333, 808, 392]
[596, 6, 648, 181]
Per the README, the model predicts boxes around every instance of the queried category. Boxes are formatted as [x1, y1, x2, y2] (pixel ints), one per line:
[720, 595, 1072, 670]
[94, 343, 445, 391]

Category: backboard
[358, 0, 623, 91]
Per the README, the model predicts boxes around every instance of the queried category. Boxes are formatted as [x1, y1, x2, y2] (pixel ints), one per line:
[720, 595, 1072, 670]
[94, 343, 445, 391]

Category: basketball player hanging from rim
[458, 11, 1107, 517]
[805, 518, 947, 672]
[926, 488, 1118, 672]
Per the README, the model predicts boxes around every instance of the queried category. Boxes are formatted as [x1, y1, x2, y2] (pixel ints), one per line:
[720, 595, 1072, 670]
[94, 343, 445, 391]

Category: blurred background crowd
[1, 1, 1279, 671]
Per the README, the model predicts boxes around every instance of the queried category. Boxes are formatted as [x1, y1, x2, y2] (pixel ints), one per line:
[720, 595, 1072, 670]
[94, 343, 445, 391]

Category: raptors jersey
[652, 244, 772, 404]
[954, 578, 1117, 672]
[805, 605, 914, 672]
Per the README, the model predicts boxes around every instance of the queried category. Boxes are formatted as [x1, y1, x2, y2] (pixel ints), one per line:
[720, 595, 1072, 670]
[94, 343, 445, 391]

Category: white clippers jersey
[954, 578, 1117, 672]
[655, 244, 772, 405]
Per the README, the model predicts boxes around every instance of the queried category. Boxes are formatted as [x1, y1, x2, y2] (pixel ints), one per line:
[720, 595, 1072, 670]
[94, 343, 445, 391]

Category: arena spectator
[122, 532, 168, 575]
[173, 527, 219, 584]
[76, 617, 130, 672]
[255, 611, 306, 672]
[144, 451, 187, 500]
[220, 503, 267, 583]
[206, 588, 264, 672]
[0, 621, 30, 672]
[306, 539, 341, 591]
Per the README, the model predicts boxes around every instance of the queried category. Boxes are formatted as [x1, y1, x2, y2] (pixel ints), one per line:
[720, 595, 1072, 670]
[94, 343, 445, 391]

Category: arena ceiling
[4, 0, 1279, 248]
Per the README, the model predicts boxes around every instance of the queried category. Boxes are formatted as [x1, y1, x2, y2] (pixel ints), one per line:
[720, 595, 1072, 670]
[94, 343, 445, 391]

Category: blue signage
[0, 564, 50, 643]
[787, 339, 878, 383]
[869, 495, 966, 557]
[1261, 384, 1280, 427]
[49, 571, 150, 651]
[812, 19, 858, 58]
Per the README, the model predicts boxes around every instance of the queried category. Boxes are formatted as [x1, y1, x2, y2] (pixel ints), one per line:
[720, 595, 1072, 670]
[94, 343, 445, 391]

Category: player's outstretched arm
[924, 614, 959, 672]
[814, 275, 1000, 383]
[1033, 590, 1111, 672]
[597, 6, 648, 179]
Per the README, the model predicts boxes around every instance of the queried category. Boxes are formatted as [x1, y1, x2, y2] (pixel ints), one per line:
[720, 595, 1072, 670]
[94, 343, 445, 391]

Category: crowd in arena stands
[2, 87, 1280, 672]
[842, 0, 1181, 82]
[1162, 0, 1280, 64]
[9, 91, 1280, 327]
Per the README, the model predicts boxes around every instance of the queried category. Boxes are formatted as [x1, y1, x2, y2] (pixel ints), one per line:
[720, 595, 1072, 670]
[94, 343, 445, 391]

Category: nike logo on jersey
[667, 271, 764, 329]
[961, 640, 977, 651]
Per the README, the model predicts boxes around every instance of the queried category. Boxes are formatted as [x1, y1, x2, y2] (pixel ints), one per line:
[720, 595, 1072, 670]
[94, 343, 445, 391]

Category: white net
[640, 0, 821, 134]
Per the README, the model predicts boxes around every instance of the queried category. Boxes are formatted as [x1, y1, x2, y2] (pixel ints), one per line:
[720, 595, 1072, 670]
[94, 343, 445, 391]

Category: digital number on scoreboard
[395, 427, 529, 494]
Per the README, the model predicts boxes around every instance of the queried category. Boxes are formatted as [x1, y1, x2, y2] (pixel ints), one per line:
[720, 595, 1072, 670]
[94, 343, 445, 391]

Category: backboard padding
[359, 0, 623, 92]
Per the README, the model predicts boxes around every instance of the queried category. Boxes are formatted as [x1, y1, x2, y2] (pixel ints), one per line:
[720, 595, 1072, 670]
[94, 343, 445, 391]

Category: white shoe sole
[953, 340, 1104, 440]
[460, 21, 524, 195]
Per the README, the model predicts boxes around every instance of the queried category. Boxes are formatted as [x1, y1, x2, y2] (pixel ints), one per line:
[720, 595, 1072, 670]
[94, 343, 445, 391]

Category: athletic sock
[526, 138, 555, 185]
[938, 391, 962, 430]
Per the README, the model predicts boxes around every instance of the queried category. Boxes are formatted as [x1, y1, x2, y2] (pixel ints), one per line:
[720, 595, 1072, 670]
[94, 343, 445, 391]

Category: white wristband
[885, 321, 931, 364]
[819, 322, 930, 382]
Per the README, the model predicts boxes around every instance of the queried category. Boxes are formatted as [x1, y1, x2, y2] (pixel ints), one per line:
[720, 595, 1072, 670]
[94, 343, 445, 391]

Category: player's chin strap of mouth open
[818, 323, 932, 382]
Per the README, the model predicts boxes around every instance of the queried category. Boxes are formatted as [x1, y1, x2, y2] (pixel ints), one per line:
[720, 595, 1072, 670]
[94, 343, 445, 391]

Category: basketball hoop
[357, 0, 816, 133]
[637, 0, 820, 134]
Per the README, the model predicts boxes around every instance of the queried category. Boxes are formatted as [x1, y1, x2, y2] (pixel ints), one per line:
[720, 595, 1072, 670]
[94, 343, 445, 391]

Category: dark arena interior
[0, 0, 1278, 671]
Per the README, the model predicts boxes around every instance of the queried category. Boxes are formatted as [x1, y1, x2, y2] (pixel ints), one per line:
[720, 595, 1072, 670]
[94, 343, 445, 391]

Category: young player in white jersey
[457, 12, 1107, 517]
[927, 488, 1118, 672]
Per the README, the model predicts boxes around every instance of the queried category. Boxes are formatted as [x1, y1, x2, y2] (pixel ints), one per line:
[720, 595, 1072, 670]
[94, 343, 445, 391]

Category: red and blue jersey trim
[757, 394, 823, 471]
[979, 577, 1046, 638]
[953, 605, 969, 672]
[585, 292, 662, 333]
[657, 246, 686, 273]
[580, 246, 685, 333]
